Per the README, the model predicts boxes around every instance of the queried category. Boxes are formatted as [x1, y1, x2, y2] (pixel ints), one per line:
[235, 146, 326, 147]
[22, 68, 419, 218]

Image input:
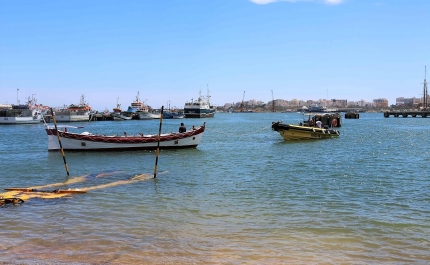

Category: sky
[1, 0, 429, 110]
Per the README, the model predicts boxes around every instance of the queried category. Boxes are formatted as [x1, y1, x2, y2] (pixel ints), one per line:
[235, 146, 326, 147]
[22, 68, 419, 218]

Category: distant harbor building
[373, 98, 389, 108]
[330, 99, 347, 108]
[395, 97, 420, 107]
[348, 99, 371, 107]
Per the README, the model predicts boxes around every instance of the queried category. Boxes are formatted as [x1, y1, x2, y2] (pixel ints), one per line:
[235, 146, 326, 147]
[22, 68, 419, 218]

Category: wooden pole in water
[153, 106, 164, 178]
[51, 108, 70, 176]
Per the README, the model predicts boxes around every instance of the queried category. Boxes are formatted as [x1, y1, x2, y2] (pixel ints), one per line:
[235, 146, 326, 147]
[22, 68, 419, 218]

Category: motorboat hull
[272, 122, 340, 140]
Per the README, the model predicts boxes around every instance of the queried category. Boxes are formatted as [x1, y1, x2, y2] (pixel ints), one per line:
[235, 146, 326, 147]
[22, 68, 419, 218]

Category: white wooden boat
[45, 123, 206, 151]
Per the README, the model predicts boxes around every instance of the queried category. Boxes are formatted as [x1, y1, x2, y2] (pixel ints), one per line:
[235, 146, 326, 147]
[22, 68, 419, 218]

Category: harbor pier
[384, 111, 430, 118]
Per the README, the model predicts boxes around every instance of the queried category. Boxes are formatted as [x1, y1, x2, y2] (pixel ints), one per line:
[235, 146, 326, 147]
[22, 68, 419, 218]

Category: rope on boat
[207, 124, 272, 137]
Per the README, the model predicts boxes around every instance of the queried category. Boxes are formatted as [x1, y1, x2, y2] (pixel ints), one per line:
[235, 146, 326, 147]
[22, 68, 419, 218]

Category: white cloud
[324, 0, 343, 5]
[250, 0, 344, 5]
[250, 0, 293, 4]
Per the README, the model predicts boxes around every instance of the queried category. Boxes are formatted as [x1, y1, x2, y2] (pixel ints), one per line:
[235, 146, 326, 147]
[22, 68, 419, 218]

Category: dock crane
[240, 91, 245, 112]
[271, 90, 275, 112]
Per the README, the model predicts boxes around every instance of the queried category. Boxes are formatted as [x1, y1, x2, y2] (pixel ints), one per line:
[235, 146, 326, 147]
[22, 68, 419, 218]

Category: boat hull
[46, 124, 205, 151]
[0, 108, 42, 124]
[163, 112, 184, 119]
[112, 113, 132, 120]
[184, 108, 215, 118]
[54, 111, 91, 122]
[272, 122, 340, 140]
[183, 94, 215, 118]
[136, 111, 160, 120]
[0, 115, 42, 124]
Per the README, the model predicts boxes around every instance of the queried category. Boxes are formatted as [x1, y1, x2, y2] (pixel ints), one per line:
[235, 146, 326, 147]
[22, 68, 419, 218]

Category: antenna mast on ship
[206, 84, 211, 105]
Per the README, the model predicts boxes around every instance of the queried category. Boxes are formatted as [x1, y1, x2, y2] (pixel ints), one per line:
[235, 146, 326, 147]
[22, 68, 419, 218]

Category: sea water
[0, 112, 429, 264]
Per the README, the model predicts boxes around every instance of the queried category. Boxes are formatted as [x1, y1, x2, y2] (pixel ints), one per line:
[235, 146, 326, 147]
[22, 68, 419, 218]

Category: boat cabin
[301, 113, 341, 128]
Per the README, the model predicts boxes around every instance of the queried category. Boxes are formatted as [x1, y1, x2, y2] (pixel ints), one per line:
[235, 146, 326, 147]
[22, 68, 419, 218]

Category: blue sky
[1, 0, 429, 110]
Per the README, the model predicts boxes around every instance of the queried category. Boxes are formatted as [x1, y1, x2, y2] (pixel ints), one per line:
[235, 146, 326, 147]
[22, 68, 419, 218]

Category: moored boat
[0, 107, 42, 124]
[184, 89, 215, 118]
[111, 101, 132, 121]
[163, 111, 184, 119]
[45, 122, 206, 151]
[54, 95, 92, 122]
[305, 104, 327, 113]
[0, 96, 43, 124]
[126, 92, 160, 119]
[272, 113, 341, 140]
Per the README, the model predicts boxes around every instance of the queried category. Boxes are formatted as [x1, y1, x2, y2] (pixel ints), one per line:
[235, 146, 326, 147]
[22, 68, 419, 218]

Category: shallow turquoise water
[0, 113, 429, 264]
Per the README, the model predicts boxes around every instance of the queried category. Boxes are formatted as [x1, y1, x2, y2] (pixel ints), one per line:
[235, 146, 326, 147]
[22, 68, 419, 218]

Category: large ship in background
[0, 95, 43, 124]
[54, 95, 92, 122]
[184, 89, 215, 118]
[125, 92, 160, 119]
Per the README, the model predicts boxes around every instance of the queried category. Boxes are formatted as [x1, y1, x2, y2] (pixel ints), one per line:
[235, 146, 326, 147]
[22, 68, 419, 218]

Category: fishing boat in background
[272, 113, 341, 140]
[184, 89, 215, 118]
[304, 103, 327, 113]
[126, 92, 160, 119]
[54, 95, 92, 122]
[111, 99, 132, 121]
[163, 111, 184, 119]
[44, 122, 206, 151]
[0, 96, 43, 124]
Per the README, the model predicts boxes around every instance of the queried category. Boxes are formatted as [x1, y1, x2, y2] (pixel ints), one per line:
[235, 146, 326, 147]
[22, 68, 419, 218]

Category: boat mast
[424, 66, 428, 110]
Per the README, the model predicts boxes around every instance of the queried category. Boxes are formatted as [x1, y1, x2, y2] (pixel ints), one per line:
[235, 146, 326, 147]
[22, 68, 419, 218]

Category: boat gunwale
[45, 124, 206, 144]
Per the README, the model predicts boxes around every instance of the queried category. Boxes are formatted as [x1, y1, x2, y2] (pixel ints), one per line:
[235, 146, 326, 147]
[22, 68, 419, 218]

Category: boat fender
[336, 131, 339, 136]
[322, 129, 325, 134]
[312, 128, 315, 133]
[327, 130, 330, 135]
[332, 119, 338, 127]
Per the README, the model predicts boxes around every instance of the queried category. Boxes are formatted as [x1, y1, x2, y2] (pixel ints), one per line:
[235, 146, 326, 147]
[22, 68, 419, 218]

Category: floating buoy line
[1, 171, 166, 207]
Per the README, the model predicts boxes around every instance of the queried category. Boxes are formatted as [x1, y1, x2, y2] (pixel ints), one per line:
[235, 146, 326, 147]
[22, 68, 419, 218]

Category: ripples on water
[0, 113, 429, 264]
